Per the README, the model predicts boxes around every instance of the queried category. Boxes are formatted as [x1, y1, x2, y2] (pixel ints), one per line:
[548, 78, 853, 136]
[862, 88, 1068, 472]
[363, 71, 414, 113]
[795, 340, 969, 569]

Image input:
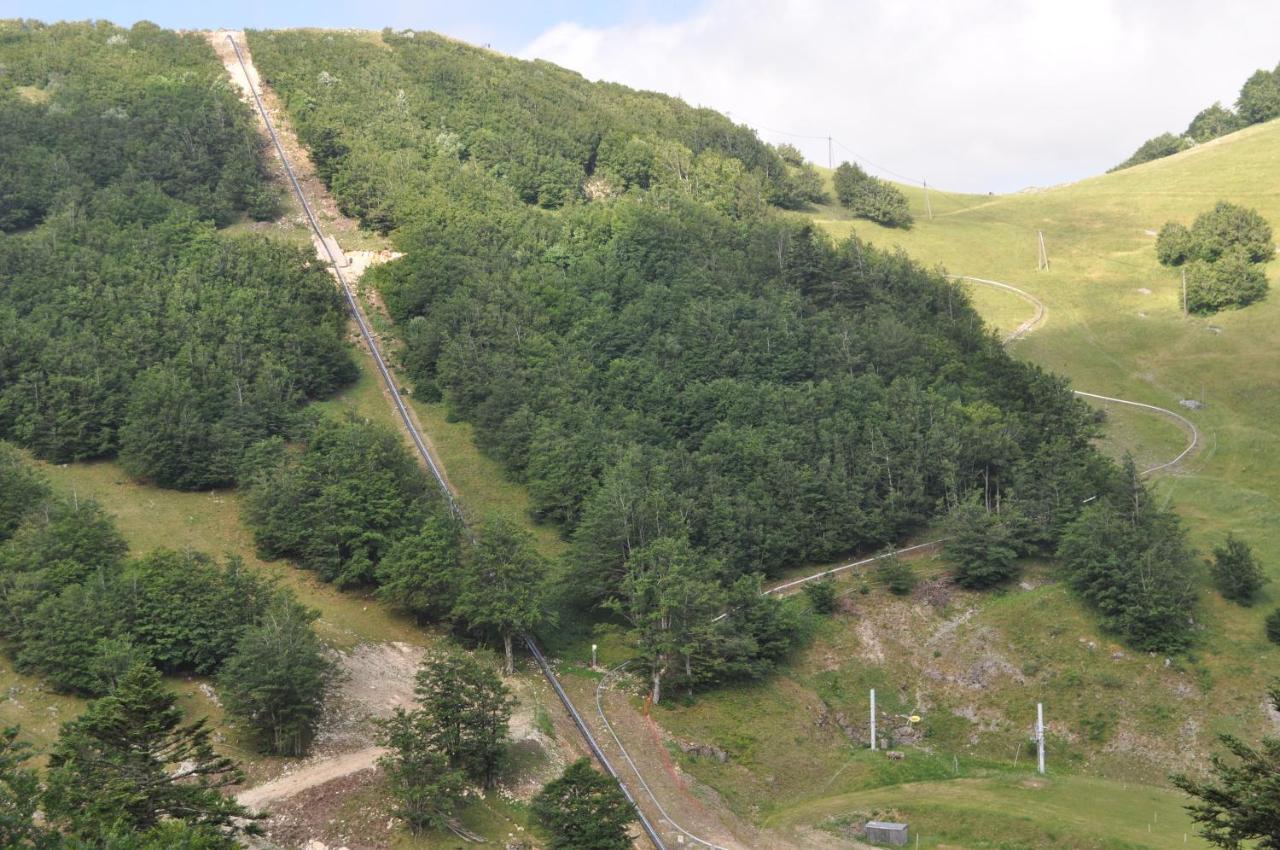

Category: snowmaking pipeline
[222, 34, 669, 850]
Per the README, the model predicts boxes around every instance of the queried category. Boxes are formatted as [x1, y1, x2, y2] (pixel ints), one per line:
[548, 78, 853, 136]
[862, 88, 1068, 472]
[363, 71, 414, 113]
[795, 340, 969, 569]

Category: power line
[832, 137, 925, 185]
[740, 114, 928, 184]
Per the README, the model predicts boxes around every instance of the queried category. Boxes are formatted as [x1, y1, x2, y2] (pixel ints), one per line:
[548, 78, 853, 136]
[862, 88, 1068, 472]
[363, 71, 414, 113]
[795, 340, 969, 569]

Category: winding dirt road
[954, 275, 1201, 476]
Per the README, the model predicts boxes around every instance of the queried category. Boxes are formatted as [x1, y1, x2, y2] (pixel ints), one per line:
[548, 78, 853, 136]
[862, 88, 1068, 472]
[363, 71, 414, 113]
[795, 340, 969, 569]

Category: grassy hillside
[237, 28, 1280, 849]
[817, 118, 1280, 629]
[629, 120, 1280, 848]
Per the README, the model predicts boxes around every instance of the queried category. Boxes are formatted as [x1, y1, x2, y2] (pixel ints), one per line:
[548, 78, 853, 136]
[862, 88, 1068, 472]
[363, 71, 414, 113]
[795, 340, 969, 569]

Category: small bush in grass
[1266, 609, 1280, 645]
[804, 577, 838, 614]
[1210, 533, 1267, 605]
[875, 554, 917, 596]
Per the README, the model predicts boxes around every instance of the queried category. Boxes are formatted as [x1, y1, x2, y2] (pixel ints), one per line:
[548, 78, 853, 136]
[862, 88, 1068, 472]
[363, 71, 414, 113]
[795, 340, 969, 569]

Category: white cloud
[521, 0, 1280, 192]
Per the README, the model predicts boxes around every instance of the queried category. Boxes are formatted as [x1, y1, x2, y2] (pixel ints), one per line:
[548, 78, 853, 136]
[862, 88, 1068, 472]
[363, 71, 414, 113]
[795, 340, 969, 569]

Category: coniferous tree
[1266, 609, 1280, 645]
[42, 664, 259, 843]
[875, 552, 917, 596]
[1173, 681, 1280, 848]
[1211, 534, 1267, 606]
[533, 758, 637, 850]
[804, 576, 839, 613]
[945, 496, 1020, 590]
[1058, 460, 1200, 652]
[0, 726, 59, 849]
[0, 442, 49, 542]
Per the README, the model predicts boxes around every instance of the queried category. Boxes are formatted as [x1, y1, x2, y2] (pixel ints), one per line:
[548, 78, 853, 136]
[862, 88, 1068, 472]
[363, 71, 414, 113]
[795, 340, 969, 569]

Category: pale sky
[521, 0, 1280, 193]
[10, 0, 1280, 193]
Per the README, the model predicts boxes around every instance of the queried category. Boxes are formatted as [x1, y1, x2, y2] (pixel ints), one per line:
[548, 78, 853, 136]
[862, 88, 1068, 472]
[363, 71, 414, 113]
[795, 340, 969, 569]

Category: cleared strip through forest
[219, 32, 669, 850]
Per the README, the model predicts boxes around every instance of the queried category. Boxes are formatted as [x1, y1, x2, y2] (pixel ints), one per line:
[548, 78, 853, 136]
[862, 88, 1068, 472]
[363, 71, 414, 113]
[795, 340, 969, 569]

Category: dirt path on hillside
[205, 30, 452, 494]
[954, 275, 1202, 475]
[235, 643, 420, 813]
[239, 747, 385, 812]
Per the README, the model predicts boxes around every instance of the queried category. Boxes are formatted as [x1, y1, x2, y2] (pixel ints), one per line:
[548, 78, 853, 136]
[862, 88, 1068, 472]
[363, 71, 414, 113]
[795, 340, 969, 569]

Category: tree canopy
[1157, 202, 1273, 313]
[533, 759, 637, 850]
[0, 21, 352, 487]
[832, 161, 913, 227]
[1113, 60, 1280, 171]
[246, 28, 1180, 684]
[240, 414, 442, 587]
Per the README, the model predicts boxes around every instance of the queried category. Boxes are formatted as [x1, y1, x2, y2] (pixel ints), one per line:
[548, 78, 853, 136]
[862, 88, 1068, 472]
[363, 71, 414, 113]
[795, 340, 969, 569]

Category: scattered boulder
[677, 739, 729, 763]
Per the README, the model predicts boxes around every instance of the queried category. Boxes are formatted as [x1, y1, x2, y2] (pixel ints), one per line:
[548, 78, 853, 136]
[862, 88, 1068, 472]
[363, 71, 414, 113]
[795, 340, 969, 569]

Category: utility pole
[924, 179, 933, 220]
[1037, 231, 1050, 271]
[1181, 268, 1188, 317]
[870, 689, 877, 750]
[828, 136, 833, 170]
[1036, 703, 1046, 775]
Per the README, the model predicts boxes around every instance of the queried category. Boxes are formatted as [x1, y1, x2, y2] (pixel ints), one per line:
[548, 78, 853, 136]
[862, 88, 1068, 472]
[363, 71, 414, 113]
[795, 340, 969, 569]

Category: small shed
[865, 820, 909, 846]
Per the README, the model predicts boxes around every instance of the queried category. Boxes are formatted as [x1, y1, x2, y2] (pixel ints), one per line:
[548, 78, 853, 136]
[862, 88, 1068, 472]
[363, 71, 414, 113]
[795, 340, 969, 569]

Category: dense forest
[0, 21, 355, 487]
[251, 29, 1203, 676]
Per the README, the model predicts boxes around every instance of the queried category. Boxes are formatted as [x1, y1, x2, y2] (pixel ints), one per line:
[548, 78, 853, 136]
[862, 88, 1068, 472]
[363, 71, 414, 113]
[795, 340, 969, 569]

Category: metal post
[591, 644, 598, 669]
[1036, 703, 1045, 774]
[870, 689, 877, 750]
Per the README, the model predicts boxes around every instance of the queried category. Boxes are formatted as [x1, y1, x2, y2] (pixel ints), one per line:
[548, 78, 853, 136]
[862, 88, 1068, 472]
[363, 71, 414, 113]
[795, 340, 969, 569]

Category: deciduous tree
[218, 599, 333, 756]
[376, 710, 466, 835]
[454, 515, 548, 675]
[412, 650, 513, 788]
